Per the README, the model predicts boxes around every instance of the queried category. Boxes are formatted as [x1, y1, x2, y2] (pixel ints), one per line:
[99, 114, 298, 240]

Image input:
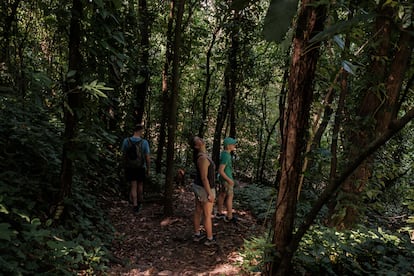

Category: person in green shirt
[216, 137, 237, 223]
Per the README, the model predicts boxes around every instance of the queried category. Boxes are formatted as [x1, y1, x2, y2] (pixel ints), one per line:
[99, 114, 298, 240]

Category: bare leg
[130, 180, 138, 206]
[217, 192, 226, 214]
[203, 201, 214, 239]
[193, 199, 203, 233]
[137, 181, 144, 204]
[226, 193, 234, 219]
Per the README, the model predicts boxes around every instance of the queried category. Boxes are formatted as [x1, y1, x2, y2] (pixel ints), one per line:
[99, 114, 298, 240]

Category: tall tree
[0, 0, 21, 67]
[264, 0, 328, 274]
[155, 1, 174, 173]
[328, 0, 414, 228]
[198, 28, 218, 137]
[164, 0, 185, 216]
[212, 6, 240, 165]
[58, 0, 83, 212]
[134, 0, 151, 124]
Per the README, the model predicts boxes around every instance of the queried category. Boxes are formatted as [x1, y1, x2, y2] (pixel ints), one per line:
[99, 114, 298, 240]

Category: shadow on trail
[107, 186, 264, 275]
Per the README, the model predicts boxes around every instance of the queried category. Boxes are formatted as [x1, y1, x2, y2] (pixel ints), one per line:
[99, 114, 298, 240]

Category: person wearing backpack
[121, 124, 151, 213]
[189, 136, 216, 246]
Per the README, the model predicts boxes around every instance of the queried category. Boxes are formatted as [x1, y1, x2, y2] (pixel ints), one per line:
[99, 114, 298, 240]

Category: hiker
[216, 137, 237, 222]
[121, 124, 151, 213]
[189, 136, 216, 245]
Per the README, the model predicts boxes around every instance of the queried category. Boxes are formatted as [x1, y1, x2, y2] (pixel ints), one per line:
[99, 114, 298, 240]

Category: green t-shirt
[219, 151, 233, 182]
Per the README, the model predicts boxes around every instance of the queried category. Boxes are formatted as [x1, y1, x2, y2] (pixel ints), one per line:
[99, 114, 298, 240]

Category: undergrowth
[0, 95, 117, 274]
[236, 184, 414, 275]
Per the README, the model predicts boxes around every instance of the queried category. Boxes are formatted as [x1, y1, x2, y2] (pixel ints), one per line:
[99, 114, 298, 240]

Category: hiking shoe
[204, 237, 217, 246]
[193, 233, 206, 242]
[224, 216, 237, 223]
[133, 205, 141, 213]
[215, 213, 226, 220]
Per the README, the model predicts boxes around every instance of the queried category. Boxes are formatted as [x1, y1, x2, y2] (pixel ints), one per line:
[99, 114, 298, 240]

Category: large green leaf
[263, 0, 299, 42]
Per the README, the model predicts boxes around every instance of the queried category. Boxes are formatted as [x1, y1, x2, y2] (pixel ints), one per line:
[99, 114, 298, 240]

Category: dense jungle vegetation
[1, 0, 413, 275]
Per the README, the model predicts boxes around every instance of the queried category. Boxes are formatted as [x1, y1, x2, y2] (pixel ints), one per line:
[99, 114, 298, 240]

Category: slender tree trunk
[155, 1, 174, 173]
[228, 12, 239, 139]
[198, 29, 218, 137]
[134, 0, 150, 125]
[325, 8, 352, 217]
[164, 0, 185, 216]
[212, 73, 230, 165]
[212, 10, 239, 165]
[59, 0, 83, 211]
[264, 1, 327, 274]
[259, 117, 279, 183]
[297, 71, 339, 197]
[273, 60, 289, 187]
[256, 91, 266, 181]
[0, 0, 20, 65]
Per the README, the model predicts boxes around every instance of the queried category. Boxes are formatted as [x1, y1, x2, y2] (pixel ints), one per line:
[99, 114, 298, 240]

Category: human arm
[121, 138, 128, 153]
[143, 140, 151, 176]
[218, 163, 234, 186]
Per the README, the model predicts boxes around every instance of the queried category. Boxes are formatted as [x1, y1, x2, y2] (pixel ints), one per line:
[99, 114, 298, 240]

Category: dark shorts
[125, 167, 146, 182]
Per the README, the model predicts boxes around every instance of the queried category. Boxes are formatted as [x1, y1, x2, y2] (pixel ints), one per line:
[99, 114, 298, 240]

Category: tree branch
[288, 107, 414, 252]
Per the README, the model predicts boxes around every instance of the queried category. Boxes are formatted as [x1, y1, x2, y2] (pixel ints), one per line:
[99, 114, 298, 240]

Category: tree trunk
[134, 0, 150, 125]
[198, 29, 218, 137]
[263, 1, 327, 274]
[59, 0, 83, 214]
[329, 2, 414, 228]
[286, 107, 414, 270]
[259, 117, 279, 183]
[212, 10, 239, 165]
[212, 76, 230, 165]
[0, 0, 20, 65]
[164, 0, 185, 216]
[155, 1, 174, 174]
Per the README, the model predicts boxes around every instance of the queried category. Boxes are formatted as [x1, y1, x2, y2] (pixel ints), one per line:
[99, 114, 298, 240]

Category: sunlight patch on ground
[207, 263, 241, 275]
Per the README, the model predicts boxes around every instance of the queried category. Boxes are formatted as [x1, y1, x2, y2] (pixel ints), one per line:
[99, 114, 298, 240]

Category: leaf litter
[106, 185, 264, 275]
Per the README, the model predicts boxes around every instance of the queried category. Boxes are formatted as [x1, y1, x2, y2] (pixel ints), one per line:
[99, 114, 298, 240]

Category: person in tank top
[189, 136, 216, 246]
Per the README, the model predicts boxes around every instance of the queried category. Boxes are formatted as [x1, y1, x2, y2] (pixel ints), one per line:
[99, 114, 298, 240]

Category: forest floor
[106, 184, 265, 275]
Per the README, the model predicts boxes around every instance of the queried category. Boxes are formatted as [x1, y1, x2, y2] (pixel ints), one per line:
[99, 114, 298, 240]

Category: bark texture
[264, 0, 327, 274]
[164, 0, 185, 216]
[329, 2, 414, 228]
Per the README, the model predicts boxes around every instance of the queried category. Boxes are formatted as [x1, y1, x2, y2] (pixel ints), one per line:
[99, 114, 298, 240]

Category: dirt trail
[107, 186, 264, 275]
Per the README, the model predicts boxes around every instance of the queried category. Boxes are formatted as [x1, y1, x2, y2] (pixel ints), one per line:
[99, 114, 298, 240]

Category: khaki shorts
[193, 183, 216, 202]
[217, 180, 234, 196]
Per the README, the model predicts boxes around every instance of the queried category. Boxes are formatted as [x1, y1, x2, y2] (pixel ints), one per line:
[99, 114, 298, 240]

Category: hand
[208, 194, 215, 202]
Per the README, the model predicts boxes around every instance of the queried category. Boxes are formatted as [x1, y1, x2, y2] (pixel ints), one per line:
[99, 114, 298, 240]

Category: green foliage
[263, 0, 299, 42]
[235, 183, 276, 223]
[236, 184, 414, 275]
[0, 93, 115, 274]
[239, 234, 274, 273]
[82, 80, 112, 99]
[295, 225, 414, 275]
